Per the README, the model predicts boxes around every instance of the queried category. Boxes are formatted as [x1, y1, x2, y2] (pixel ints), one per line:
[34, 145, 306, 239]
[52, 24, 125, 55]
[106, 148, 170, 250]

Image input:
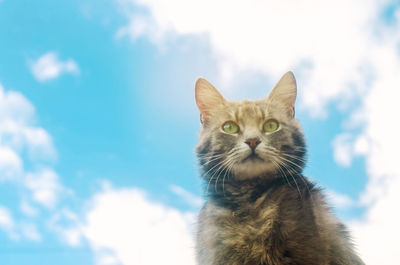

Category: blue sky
[1, 1, 400, 264]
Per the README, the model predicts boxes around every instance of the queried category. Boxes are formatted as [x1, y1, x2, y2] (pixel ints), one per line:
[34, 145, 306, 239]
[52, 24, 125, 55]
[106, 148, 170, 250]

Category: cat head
[195, 72, 306, 180]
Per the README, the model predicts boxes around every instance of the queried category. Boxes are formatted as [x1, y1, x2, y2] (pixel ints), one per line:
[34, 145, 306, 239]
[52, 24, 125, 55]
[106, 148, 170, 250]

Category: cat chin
[232, 160, 277, 180]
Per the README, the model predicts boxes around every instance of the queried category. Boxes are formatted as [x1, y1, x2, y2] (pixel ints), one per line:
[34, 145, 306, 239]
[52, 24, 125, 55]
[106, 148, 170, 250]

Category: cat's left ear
[267, 71, 297, 118]
[195, 78, 227, 124]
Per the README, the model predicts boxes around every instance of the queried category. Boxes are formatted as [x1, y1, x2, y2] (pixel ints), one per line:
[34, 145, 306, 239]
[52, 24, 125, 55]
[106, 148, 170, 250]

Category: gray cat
[194, 72, 365, 265]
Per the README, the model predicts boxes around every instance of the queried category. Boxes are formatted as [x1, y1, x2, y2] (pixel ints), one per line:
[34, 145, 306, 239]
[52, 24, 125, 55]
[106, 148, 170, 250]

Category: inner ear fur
[195, 78, 227, 123]
[267, 71, 297, 118]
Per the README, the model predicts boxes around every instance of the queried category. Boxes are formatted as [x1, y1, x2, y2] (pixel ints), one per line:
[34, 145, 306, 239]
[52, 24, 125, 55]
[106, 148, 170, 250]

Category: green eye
[222, 121, 239, 134]
[263, 119, 279, 133]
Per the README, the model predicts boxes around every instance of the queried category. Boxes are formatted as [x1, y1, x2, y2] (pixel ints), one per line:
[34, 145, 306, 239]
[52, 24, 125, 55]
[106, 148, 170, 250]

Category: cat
[194, 72, 365, 265]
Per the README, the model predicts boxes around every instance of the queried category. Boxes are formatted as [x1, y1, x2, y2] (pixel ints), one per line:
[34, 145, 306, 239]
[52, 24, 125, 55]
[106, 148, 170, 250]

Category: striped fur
[194, 72, 364, 265]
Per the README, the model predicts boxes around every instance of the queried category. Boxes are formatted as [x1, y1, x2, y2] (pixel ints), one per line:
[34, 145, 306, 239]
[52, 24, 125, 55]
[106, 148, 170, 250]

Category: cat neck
[205, 172, 314, 211]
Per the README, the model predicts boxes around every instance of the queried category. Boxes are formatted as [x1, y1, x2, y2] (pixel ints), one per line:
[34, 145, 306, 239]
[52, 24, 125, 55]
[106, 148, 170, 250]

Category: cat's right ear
[266, 71, 297, 118]
[195, 78, 227, 124]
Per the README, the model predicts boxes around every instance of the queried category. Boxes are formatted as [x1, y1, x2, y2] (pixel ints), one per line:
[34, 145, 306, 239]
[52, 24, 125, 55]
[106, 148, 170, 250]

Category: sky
[0, 0, 399, 264]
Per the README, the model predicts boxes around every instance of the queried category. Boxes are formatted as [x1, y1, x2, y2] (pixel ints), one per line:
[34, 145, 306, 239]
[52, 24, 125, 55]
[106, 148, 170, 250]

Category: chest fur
[197, 201, 287, 265]
[196, 193, 334, 265]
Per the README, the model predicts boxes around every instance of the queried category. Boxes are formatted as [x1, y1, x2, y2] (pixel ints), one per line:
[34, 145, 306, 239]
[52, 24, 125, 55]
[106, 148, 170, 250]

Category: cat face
[195, 72, 306, 180]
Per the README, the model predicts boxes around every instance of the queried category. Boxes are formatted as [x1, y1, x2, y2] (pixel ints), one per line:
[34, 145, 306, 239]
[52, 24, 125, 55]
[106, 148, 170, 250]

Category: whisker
[197, 147, 240, 161]
[202, 148, 240, 177]
[260, 148, 297, 190]
[279, 153, 306, 165]
[202, 154, 227, 166]
[213, 160, 230, 193]
[198, 153, 227, 165]
[214, 152, 241, 194]
[278, 155, 303, 171]
[205, 158, 231, 194]
[201, 147, 244, 195]
[269, 156, 293, 188]
[221, 153, 240, 194]
[275, 157, 303, 200]
[209, 154, 239, 193]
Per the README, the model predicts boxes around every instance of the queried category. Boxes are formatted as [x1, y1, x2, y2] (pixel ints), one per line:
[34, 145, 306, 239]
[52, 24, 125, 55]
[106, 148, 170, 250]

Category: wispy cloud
[48, 209, 82, 247]
[0, 83, 66, 242]
[20, 200, 39, 217]
[25, 169, 65, 209]
[0, 206, 43, 242]
[169, 184, 203, 208]
[325, 189, 356, 210]
[0, 84, 56, 181]
[20, 222, 41, 241]
[0, 206, 17, 239]
[29, 52, 79, 82]
[0, 146, 22, 180]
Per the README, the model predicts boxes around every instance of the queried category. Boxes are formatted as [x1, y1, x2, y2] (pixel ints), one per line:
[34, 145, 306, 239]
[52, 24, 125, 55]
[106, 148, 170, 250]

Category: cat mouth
[242, 152, 264, 163]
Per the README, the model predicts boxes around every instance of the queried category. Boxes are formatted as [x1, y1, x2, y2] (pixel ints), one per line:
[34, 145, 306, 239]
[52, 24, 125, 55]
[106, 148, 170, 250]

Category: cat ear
[267, 71, 297, 118]
[195, 78, 227, 124]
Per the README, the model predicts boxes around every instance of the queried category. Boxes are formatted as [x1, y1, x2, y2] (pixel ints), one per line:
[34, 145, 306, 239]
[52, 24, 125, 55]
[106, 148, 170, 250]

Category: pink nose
[245, 138, 261, 149]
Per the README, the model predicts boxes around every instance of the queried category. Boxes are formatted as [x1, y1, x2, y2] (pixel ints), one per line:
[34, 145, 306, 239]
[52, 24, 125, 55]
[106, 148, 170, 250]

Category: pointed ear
[267, 71, 297, 117]
[195, 78, 227, 124]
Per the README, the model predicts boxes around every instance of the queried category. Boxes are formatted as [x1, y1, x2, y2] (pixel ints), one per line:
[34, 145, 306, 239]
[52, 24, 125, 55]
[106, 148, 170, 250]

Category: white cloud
[116, 0, 387, 115]
[29, 52, 79, 82]
[0, 146, 22, 180]
[21, 222, 41, 241]
[48, 209, 82, 247]
[81, 186, 196, 265]
[0, 206, 43, 241]
[0, 206, 44, 241]
[20, 200, 39, 217]
[0, 83, 59, 190]
[0, 84, 35, 123]
[0, 83, 64, 242]
[350, 175, 400, 265]
[347, 38, 400, 264]
[332, 134, 355, 167]
[0, 206, 16, 235]
[332, 133, 370, 167]
[325, 189, 356, 210]
[23, 127, 56, 160]
[115, 1, 400, 264]
[25, 169, 64, 209]
[0, 84, 56, 166]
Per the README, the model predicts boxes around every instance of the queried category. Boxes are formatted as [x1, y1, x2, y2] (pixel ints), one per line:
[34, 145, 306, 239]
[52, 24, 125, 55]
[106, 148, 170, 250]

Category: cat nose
[245, 138, 261, 150]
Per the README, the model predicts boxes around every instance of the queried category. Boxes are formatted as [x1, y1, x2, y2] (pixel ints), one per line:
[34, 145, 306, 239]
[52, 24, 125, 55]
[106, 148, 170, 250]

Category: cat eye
[263, 119, 279, 133]
[222, 121, 240, 134]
